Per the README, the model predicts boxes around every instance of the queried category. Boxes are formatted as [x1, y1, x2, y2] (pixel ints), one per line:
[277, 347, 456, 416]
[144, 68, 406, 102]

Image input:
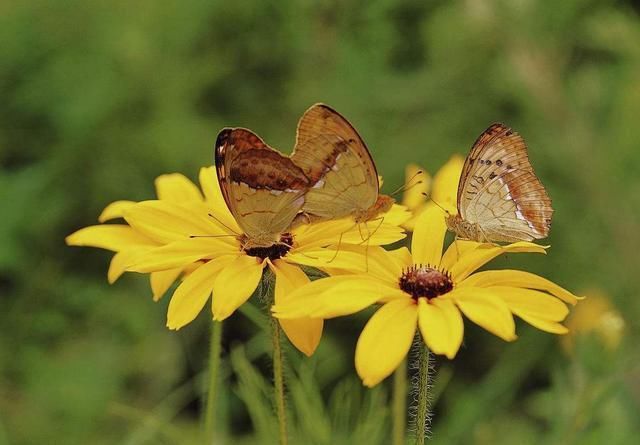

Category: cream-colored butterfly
[290, 103, 394, 225]
[446, 123, 553, 242]
[215, 128, 311, 250]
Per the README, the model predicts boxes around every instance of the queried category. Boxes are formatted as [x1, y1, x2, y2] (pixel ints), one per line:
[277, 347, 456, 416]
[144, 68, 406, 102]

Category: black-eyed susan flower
[273, 206, 580, 386]
[67, 166, 407, 356]
[402, 155, 464, 230]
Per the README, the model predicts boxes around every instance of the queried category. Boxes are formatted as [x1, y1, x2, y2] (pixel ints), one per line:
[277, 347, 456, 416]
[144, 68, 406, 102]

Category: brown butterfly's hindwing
[215, 128, 311, 248]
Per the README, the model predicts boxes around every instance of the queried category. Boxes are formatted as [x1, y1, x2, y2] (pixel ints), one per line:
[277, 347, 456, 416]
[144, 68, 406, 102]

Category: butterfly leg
[327, 231, 345, 263]
[363, 217, 385, 272]
[327, 221, 360, 263]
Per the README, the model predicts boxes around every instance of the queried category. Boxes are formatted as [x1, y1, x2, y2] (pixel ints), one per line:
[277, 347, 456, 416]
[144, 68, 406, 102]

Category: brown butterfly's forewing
[453, 123, 553, 242]
[215, 128, 310, 247]
[291, 104, 391, 222]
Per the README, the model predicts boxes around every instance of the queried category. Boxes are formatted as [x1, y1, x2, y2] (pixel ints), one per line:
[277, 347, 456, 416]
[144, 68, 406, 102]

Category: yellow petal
[340, 224, 407, 246]
[198, 167, 241, 233]
[212, 255, 264, 320]
[387, 246, 414, 269]
[66, 225, 155, 251]
[124, 200, 225, 244]
[294, 216, 406, 249]
[292, 218, 355, 250]
[270, 260, 323, 357]
[108, 252, 127, 283]
[355, 299, 418, 387]
[108, 248, 151, 283]
[127, 238, 236, 273]
[449, 242, 547, 283]
[286, 249, 369, 274]
[379, 204, 412, 227]
[432, 154, 464, 208]
[449, 287, 517, 341]
[167, 258, 228, 329]
[155, 173, 203, 203]
[486, 286, 569, 322]
[363, 246, 408, 284]
[439, 239, 482, 271]
[150, 267, 184, 301]
[98, 201, 136, 223]
[411, 205, 447, 267]
[460, 270, 580, 305]
[272, 275, 405, 319]
[401, 164, 431, 211]
[516, 314, 569, 334]
[298, 245, 404, 284]
[417, 298, 464, 359]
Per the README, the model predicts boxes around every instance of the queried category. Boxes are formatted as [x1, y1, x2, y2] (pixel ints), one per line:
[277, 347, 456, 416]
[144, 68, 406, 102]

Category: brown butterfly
[290, 103, 394, 225]
[445, 123, 553, 242]
[215, 128, 311, 249]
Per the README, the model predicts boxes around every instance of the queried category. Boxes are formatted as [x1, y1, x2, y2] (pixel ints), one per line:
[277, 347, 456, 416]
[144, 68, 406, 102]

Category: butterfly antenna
[422, 193, 451, 216]
[207, 212, 240, 235]
[390, 170, 424, 197]
[189, 234, 238, 239]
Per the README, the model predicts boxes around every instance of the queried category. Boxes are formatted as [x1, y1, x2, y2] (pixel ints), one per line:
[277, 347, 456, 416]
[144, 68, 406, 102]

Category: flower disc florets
[244, 233, 294, 260]
[399, 264, 453, 300]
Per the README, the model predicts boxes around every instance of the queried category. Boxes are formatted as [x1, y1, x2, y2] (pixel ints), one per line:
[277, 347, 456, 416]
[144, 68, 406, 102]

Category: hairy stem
[204, 320, 223, 444]
[393, 358, 408, 445]
[261, 270, 288, 445]
[415, 335, 431, 445]
[270, 310, 288, 445]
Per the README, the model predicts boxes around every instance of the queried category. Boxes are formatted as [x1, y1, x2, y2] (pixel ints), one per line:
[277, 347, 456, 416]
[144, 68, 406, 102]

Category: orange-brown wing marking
[291, 104, 380, 219]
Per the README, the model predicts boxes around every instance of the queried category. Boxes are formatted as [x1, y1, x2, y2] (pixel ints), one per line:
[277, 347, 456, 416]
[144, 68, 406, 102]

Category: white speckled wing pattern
[291, 104, 380, 220]
[457, 123, 553, 242]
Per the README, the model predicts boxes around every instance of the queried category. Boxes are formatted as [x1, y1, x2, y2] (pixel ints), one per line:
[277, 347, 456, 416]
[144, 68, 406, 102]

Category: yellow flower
[561, 290, 624, 353]
[65, 171, 212, 299]
[67, 167, 407, 356]
[273, 206, 580, 386]
[402, 155, 464, 230]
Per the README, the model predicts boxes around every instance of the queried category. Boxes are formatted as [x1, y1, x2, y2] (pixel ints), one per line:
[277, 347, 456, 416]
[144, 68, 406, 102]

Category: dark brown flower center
[244, 233, 294, 260]
[399, 265, 453, 300]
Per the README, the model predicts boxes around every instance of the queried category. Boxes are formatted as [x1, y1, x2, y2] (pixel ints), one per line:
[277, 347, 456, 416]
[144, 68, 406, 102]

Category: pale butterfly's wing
[291, 103, 379, 220]
[215, 128, 310, 245]
[457, 123, 553, 242]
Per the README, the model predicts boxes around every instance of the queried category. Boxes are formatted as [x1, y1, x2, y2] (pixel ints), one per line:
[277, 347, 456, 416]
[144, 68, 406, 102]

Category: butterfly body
[449, 123, 553, 243]
[354, 194, 395, 224]
[215, 128, 311, 250]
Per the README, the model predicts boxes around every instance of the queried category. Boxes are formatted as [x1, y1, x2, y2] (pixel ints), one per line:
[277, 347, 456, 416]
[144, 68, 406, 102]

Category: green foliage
[1, 0, 639, 443]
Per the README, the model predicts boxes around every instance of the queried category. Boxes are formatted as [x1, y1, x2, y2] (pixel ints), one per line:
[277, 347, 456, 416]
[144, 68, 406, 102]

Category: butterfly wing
[457, 123, 553, 241]
[215, 128, 310, 244]
[291, 104, 379, 219]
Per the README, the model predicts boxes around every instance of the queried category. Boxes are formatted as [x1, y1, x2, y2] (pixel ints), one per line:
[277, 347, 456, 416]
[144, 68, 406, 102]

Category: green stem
[415, 335, 431, 445]
[204, 320, 223, 444]
[270, 306, 288, 445]
[261, 270, 288, 445]
[392, 358, 408, 445]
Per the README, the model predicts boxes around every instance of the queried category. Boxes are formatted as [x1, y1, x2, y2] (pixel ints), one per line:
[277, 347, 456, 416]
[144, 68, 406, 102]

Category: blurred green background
[1, 0, 639, 444]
